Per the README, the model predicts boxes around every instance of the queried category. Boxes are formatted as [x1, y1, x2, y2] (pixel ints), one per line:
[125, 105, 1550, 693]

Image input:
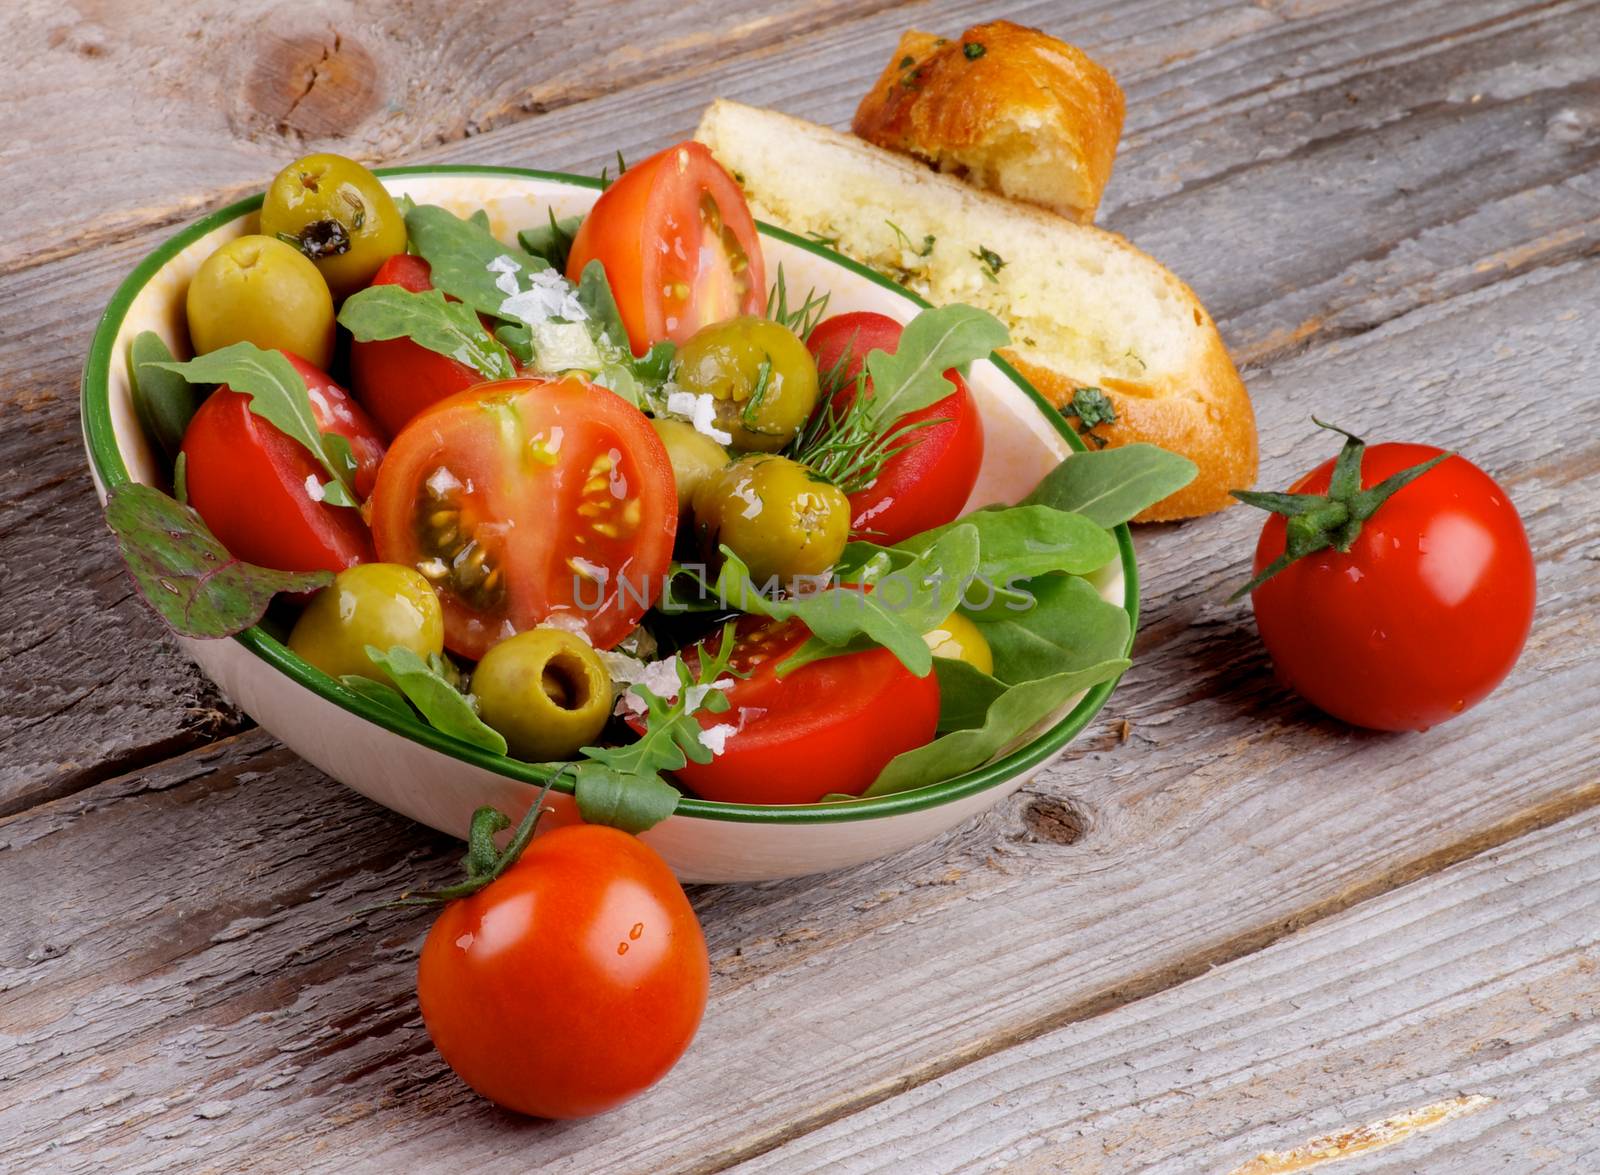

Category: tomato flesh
[180, 352, 384, 574]
[370, 376, 677, 657]
[418, 825, 708, 1119]
[648, 616, 941, 803]
[349, 253, 487, 437]
[1249, 443, 1536, 731]
[806, 311, 985, 545]
[567, 141, 766, 354]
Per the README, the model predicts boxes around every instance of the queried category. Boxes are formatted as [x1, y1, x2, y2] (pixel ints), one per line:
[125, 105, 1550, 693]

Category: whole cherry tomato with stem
[411, 791, 709, 1119]
[1235, 420, 1535, 732]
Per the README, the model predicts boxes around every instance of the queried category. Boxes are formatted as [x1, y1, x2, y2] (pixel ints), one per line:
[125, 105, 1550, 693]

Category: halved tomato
[348, 253, 487, 437]
[649, 616, 940, 804]
[806, 311, 985, 546]
[370, 376, 676, 657]
[181, 352, 384, 574]
[566, 141, 766, 354]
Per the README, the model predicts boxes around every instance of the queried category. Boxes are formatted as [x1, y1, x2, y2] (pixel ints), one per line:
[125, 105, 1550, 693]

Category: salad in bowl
[83, 144, 1193, 882]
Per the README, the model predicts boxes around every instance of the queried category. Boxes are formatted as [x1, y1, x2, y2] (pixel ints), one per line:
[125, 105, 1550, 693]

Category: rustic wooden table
[3, 0, 1598, 1170]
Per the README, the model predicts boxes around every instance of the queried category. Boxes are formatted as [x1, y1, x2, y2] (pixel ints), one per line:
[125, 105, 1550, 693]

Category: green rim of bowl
[81, 164, 1139, 826]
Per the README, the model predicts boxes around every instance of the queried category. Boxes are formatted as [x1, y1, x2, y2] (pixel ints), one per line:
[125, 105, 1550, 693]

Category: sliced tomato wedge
[180, 352, 384, 574]
[806, 311, 985, 546]
[645, 616, 940, 804]
[370, 376, 676, 657]
[348, 253, 489, 437]
[566, 141, 766, 354]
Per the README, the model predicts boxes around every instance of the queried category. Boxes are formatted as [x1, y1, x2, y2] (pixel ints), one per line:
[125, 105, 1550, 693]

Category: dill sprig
[788, 337, 944, 495]
[766, 264, 831, 341]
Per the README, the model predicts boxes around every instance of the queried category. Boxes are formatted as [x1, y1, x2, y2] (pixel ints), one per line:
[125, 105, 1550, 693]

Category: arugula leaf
[338, 285, 515, 381]
[404, 203, 548, 320]
[337, 675, 418, 722]
[127, 331, 198, 466]
[172, 451, 189, 504]
[104, 483, 331, 638]
[364, 645, 508, 754]
[977, 573, 1131, 684]
[1022, 443, 1198, 528]
[572, 635, 735, 831]
[932, 657, 1008, 732]
[572, 761, 681, 833]
[494, 322, 534, 365]
[901, 504, 1117, 585]
[715, 525, 980, 676]
[518, 210, 583, 271]
[152, 342, 356, 503]
[861, 304, 1009, 429]
[574, 259, 630, 353]
[865, 658, 1129, 796]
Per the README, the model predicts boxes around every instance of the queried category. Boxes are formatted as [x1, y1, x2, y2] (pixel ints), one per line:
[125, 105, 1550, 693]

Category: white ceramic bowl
[82, 167, 1136, 883]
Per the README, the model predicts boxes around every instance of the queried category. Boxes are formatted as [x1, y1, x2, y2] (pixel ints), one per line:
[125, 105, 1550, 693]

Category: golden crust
[853, 21, 1125, 223]
[1006, 345, 1258, 522]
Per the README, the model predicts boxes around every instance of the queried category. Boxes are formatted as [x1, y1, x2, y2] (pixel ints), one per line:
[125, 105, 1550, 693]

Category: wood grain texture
[0, 0, 909, 273]
[2, 256, 1594, 1171]
[736, 809, 1600, 1174]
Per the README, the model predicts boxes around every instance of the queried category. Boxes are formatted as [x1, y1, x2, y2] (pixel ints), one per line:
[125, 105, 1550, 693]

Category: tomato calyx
[1230, 419, 1453, 600]
[390, 783, 559, 908]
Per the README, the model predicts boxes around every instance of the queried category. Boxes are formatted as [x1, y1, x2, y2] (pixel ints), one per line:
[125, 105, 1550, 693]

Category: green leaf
[572, 761, 681, 833]
[1022, 444, 1198, 528]
[495, 322, 534, 365]
[104, 483, 331, 638]
[364, 644, 508, 754]
[337, 675, 417, 722]
[931, 657, 1008, 732]
[152, 342, 357, 502]
[338, 285, 516, 381]
[172, 451, 189, 504]
[865, 658, 1129, 796]
[715, 525, 980, 676]
[404, 203, 548, 320]
[518, 210, 583, 271]
[127, 331, 198, 466]
[862, 304, 1009, 429]
[977, 573, 1131, 684]
[574, 258, 630, 353]
[902, 504, 1116, 587]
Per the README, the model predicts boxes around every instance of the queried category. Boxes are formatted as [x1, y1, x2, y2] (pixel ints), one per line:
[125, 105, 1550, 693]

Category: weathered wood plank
[0, 0, 911, 274]
[2, 256, 1594, 1171]
[4, 0, 1596, 812]
[735, 809, 1600, 1175]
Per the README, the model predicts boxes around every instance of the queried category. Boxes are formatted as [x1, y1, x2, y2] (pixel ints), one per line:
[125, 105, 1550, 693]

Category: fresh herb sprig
[766, 264, 830, 342]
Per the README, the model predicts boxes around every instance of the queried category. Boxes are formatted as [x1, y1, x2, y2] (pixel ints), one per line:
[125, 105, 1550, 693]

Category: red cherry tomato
[370, 376, 677, 658]
[180, 352, 384, 574]
[418, 825, 709, 1119]
[806, 311, 985, 545]
[646, 616, 940, 804]
[566, 141, 766, 354]
[348, 254, 487, 437]
[1249, 443, 1535, 731]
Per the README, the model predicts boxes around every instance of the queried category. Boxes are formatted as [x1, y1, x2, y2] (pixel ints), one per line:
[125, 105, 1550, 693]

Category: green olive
[924, 610, 994, 674]
[651, 418, 729, 515]
[260, 152, 408, 299]
[674, 316, 819, 451]
[288, 563, 444, 682]
[471, 628, 614, 760]
[186, 235, 336, 368]
[692, 454, 850, 584]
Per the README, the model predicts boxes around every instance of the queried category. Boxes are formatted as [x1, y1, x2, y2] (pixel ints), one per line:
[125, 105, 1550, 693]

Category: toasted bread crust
[695, 99, 1258, 520]
[1006, 352, 1257, 522]
[853, 21, 1124, 223]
